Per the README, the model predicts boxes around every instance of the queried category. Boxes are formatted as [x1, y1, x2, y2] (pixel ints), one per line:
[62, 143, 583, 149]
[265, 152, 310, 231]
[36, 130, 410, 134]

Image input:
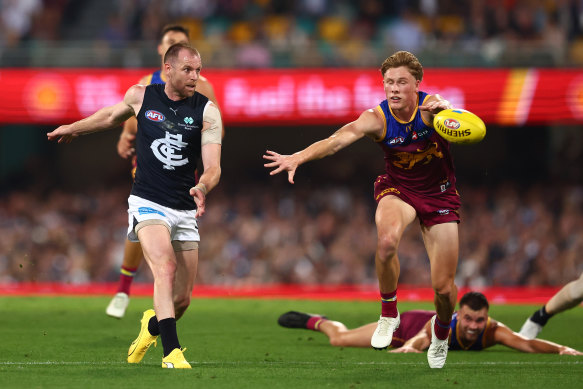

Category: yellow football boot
[162, 348, 191, 369]
[127, 309, 158, 363]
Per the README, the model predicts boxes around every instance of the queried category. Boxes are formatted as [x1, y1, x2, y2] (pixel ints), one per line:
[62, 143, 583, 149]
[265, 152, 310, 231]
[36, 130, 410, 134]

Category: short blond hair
[380, 51, 423, 81]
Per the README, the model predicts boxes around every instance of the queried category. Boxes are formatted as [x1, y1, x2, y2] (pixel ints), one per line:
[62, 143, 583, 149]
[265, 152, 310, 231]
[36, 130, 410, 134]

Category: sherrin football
[433, 109, 486, 144]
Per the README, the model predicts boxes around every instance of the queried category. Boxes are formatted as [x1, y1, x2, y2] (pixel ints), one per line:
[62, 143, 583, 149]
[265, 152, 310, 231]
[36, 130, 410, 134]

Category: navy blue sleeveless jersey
[448, 313, 492, 351]
[131, 84, 209, 210]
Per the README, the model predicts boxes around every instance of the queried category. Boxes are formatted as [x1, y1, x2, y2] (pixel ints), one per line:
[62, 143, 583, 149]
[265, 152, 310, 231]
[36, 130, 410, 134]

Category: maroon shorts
[374, 174, 461, 227]
[390, 310, 435, 348]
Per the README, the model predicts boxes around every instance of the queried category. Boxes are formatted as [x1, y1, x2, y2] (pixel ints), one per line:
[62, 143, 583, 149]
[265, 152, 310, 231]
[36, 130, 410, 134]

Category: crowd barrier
[0, 282, 561, 304]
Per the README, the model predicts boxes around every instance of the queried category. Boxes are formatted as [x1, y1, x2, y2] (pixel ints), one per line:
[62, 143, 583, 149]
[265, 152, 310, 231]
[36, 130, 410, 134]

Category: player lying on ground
[278, 292, 582, 355]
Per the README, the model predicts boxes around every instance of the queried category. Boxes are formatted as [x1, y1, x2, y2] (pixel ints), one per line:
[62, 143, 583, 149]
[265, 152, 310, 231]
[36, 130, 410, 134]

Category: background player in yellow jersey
[106, 24, 222, 319]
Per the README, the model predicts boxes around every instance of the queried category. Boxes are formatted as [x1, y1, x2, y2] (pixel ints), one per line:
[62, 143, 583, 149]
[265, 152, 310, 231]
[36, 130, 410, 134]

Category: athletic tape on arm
[202, 102, 222, 145]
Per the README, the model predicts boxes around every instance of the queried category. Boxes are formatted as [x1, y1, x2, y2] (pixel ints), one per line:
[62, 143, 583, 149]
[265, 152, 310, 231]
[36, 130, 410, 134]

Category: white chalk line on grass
[1, 360, 582, 366]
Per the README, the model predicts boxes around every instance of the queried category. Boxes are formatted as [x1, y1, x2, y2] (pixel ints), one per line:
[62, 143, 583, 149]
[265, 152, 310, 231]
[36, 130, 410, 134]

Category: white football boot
[106, 292, 130, 319]
[371, 312, 400, 349]
[518, 318, 543, 339]
[427, 315, 449, 368]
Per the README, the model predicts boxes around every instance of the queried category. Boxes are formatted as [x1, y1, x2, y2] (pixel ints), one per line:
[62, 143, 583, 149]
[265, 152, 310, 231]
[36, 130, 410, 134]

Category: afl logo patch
[443, 118, 460, 130]
[145, 110, 165, 122]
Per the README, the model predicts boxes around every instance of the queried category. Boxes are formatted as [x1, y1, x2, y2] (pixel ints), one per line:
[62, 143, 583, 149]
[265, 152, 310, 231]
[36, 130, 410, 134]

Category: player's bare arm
[263, 109, 384, 184]
[189, 107, 222, 218]
[493, 322, 583, 355]
[419, 94, 453, 123]
[117, 76, 149, 158]
[389, 321, 432, 353]
[48, 85, 145, 143]
[196, 76, 225, 138]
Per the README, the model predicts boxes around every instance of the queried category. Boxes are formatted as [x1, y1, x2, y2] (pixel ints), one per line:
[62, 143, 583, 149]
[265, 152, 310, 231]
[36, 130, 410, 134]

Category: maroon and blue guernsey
[390, 310, 493, 351]
[390, 310, 435, 348]
[448, 312, 492, 351]
[374, 91, 456, 196]
[373, 91, 461, 226]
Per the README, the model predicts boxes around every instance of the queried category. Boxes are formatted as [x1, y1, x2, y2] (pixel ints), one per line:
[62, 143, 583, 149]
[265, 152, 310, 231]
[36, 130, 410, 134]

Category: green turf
[0, 296, 581, 388]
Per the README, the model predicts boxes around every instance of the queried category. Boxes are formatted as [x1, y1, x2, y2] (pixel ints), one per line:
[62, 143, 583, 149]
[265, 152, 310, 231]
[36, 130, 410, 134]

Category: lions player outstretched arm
[263, 109, 384, 184]
[418, 94, 453, 120]
[48, 85, 145, 144]
[493, 323, 583, 355]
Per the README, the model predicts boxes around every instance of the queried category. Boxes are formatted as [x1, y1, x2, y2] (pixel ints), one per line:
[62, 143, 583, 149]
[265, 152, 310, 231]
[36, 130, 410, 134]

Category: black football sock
[529, 305, 553, 326]
[148, 315, 160, 336]
[158, 318, 181, 357]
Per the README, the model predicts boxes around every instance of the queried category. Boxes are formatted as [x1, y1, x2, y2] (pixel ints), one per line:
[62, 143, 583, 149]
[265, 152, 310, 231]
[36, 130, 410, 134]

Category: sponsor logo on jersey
[436, 209, 450, 215]
[440, 181, 451, 192]
[184, 117, 194, 125]
[145, 110, 165, 122]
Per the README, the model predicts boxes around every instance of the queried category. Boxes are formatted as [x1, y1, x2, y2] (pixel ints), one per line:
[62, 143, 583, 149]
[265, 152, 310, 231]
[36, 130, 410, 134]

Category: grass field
[0, 296, 581, 389]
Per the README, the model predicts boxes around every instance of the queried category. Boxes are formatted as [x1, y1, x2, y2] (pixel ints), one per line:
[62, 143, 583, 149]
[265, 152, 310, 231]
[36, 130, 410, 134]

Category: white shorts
[127, 195, 200, 245]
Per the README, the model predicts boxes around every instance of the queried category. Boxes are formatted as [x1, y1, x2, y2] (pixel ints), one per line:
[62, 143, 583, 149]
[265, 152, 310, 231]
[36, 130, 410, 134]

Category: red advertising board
[1, 68, 582, 126]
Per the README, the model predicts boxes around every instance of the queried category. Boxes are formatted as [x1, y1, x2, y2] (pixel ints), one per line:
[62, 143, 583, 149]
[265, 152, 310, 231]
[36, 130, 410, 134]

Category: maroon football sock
[380, 290, 398, 318]
[434, 316, 451, 340]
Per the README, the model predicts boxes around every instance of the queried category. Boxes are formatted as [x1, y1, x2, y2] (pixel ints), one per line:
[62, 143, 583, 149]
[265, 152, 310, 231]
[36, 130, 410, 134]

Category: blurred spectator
[1, 0, 582, 67]
[0, 0, 43, 47]
[1, 181, 581, 287]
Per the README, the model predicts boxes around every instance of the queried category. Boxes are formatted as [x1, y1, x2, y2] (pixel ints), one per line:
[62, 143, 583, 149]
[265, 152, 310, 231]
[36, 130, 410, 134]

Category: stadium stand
[0, 1, 581, 289]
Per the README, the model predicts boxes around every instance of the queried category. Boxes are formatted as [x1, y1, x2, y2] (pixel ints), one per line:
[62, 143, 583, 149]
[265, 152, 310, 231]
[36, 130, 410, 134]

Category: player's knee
[432, 278, 455, 296]
[376, 234, 399, 262]
[155, 259, 177, 280]
[329, 335, 346, 347]
[568, 274, 583, 300]
[174, 294, 191, 317]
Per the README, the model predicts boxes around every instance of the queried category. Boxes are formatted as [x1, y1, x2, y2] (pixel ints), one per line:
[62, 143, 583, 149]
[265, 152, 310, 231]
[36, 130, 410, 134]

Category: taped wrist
[193, 183, 207, 196]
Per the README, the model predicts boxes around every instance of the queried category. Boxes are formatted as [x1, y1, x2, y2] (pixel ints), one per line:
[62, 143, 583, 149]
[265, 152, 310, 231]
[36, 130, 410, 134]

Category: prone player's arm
[189, 102, 222, 218]
[493, 322, 583, 355]
[48, 85, 144, 144]
[263, 109, 383, 184]
[389, 321, 431, 353]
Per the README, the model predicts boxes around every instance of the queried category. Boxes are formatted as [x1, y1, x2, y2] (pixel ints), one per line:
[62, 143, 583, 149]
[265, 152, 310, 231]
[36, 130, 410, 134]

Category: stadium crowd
[0, 0, 582, 67]
[1, 181, 581, 287]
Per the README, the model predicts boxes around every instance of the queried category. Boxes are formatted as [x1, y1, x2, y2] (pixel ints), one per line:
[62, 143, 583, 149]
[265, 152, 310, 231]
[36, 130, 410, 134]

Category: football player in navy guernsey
[107, 24, 223, 320]
[48, 43, 222, 369]
[264, 51, 460, 368]
[277, 292, 582, 355]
